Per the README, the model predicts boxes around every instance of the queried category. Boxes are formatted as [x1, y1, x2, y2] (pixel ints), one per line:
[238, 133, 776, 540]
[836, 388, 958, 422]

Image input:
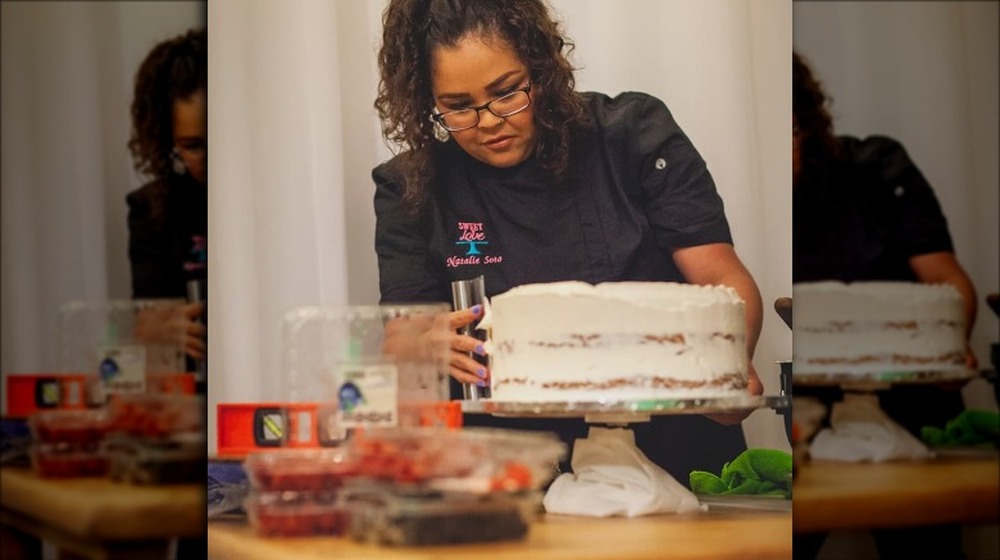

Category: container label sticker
[337, 363, 398, 429]
[99, 345, 146, 394]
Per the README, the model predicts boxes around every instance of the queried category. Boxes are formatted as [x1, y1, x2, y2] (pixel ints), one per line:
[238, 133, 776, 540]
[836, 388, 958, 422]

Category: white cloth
[808, 393, 933, 462]
[542, 427, 703, 517]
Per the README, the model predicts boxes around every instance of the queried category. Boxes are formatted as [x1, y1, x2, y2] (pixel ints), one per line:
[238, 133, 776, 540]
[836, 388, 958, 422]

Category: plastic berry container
[348, 427, 567, 489]
[244, 449, 360, 492]
[30, 445, 108, 478]
[245, 491, 350, 537]
[106, 433, 206, 485]
[111, 394, 204, 439]
[346, 488, 536, 546]
[29, 409, 115, 445]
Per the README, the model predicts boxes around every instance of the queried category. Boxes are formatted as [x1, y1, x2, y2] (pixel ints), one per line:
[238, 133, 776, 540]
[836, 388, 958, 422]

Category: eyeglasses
[431, 83, 532, 132]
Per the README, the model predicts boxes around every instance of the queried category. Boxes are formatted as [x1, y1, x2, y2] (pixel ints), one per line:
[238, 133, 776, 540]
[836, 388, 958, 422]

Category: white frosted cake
[482, 281, 748, 402]
[793, 281, 966, 375]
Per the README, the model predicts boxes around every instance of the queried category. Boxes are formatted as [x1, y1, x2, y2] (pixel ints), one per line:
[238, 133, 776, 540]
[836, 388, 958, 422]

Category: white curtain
[208, 0, 792, 452]
[207, 0, 359, 442]
[794, 2, 999, 410]
[0, 2, 203, 411]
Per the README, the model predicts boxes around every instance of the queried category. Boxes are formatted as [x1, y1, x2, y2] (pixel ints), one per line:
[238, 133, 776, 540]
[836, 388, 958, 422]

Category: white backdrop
[794, 2, 999, 411]
[0, 2, 203, 411]
[208, 0, 792, 452]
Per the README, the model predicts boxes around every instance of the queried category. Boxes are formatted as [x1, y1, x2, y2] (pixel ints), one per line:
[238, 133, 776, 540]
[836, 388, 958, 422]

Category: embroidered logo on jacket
[184, 235, 207, 272]
[448, 222, 502, 267]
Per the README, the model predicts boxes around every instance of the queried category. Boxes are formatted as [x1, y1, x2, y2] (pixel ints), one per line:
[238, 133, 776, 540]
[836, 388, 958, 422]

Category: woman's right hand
[446, 305, 490, 387]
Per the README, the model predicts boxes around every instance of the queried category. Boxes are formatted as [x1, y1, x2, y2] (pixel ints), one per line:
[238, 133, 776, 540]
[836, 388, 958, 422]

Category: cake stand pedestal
[792, 368, 988, 460]
[462, 395, 791, 513]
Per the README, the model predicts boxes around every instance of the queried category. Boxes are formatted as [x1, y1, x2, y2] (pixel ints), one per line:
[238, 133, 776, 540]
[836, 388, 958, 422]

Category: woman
[373, 0, 763, 479]
[126, 28, 207, 364]
[792, 51, 976, 349]
[792, 51, 975, 560]
[792, 50, 976, 431]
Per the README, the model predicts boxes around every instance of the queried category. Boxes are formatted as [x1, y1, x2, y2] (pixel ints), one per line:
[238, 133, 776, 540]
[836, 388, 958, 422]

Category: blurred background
[794, 2, 998, 558]
[1, 1, 204, 400]
[794, 2, 998, 406]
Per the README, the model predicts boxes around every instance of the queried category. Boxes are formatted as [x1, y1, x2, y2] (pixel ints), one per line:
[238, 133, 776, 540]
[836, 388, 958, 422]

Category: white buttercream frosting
[793, 281, 966, 374]
[487, 281, 748, 402]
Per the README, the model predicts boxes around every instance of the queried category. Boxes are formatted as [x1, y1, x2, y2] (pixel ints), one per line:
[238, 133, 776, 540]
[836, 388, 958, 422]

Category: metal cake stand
[792, 368, 979, 392]
[461, 394, 790, 425]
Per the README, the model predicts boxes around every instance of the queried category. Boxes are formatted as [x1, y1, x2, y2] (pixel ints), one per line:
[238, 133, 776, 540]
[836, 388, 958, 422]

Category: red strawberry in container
[29, 409, 114, 445]
[31, 446, 109, 478]
[245, 449, 359, 493]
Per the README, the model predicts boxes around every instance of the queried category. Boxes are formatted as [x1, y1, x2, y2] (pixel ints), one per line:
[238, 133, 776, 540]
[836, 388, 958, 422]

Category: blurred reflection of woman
[792, 50, 975, 560]
[125, 28, 207, 364]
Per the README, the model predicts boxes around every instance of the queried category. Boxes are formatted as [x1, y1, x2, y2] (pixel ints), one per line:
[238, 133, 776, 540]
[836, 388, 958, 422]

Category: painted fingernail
[476, 380, 487, 387]
[474, 345, 486, 356]
[471, 305, 482, 315]
[476, 367, 486, 379]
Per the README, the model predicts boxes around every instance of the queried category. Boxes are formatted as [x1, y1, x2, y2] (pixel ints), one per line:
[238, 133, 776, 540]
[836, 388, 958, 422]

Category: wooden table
[792, 456, 999, 533]
[0, 467, 204, 559]
[208, 509, 791, 560]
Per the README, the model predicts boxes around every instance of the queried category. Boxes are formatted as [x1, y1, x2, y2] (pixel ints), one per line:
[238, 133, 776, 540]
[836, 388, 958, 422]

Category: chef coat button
[655, 158, 666, 170]
[894, 185, 905, 197]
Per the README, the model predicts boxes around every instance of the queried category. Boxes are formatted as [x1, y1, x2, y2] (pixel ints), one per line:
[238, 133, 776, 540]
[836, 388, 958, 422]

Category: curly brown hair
[793, 51, 840, 175]
[128, 28, 206, 181]
[375, 0, 587, 210]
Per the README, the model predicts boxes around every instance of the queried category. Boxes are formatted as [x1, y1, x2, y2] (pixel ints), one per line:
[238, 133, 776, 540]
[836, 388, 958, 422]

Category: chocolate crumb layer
[805, 351, 965, 366]
[641, 334, 686, 345]
[535, 373, 746, 391]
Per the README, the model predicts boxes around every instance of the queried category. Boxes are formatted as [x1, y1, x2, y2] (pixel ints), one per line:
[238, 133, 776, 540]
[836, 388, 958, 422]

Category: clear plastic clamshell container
[244, 490, 350, 537]
[29, 409, 115, 445]
[344, 482, 539, 546]
[105, 432, 205, 485]
[111, 393, 204, 439]
[243, 448, 360, 493]
[240, 428, 563, 539]
[30, 444, 108, 478]
[347, 427, 567, 491]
